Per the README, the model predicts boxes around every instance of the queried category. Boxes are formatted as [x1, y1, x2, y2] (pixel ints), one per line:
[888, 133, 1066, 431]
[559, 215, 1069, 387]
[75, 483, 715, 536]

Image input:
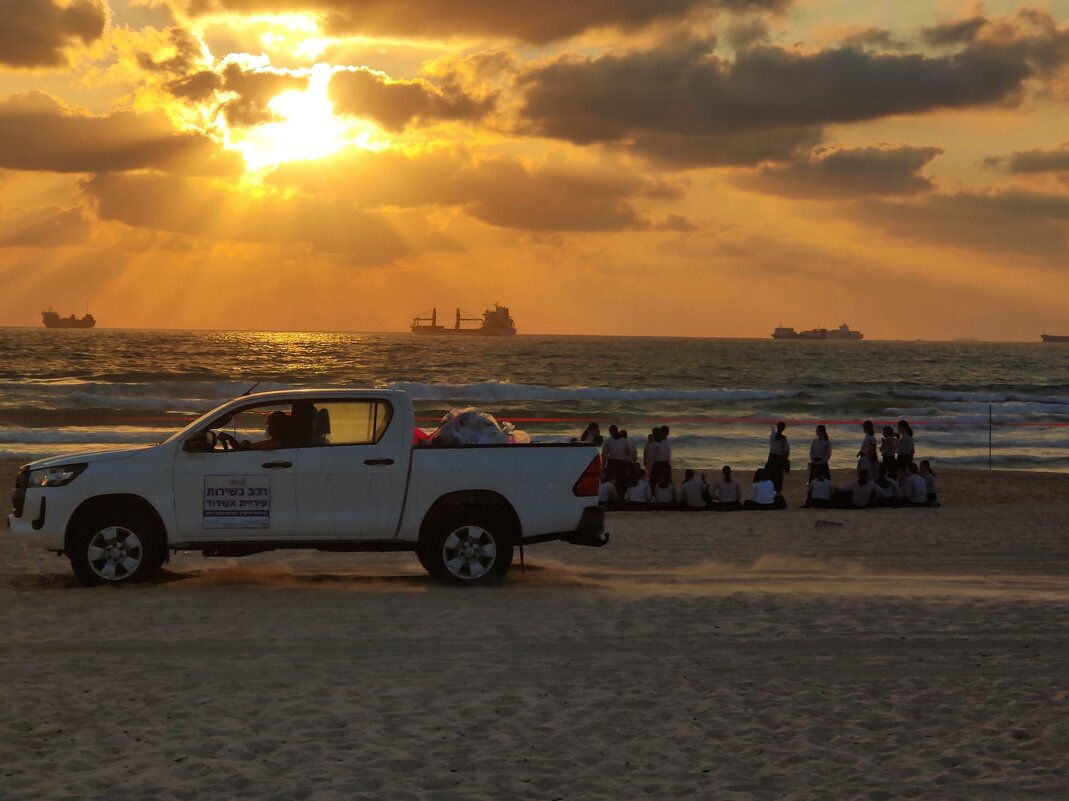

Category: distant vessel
[1041, 334, 1069, 343]
[411, 305, 517, 336]
[772, 323, 863, 341]
[42, 309, 96, 329]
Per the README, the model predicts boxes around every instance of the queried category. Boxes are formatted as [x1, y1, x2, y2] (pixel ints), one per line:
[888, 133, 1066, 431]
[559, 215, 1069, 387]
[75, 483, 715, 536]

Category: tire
[68, 507, 166, 587]
[419, 510, 515, 585]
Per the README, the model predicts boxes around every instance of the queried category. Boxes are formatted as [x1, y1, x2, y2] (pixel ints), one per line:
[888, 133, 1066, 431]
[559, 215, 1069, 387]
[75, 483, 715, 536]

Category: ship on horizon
[411, 304, 517, 336]
[772, 323, 863, 341]
[42, 309, 96, 329]
[1041, 333, 1069, 343]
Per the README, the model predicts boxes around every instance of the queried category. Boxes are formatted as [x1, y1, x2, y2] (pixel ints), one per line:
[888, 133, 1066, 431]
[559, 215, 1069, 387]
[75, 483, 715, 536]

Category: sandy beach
[2, 458, 1067, 800]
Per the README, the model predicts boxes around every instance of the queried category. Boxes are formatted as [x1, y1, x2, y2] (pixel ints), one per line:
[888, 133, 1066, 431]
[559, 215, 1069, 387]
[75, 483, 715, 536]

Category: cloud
[165, 63, 309, 127]
[517, 40, 1031, 147]
[984, 143, 1069, 174]
[737, 144, 943, 199]
[0, 0, 106, 68]
[0, 92, 243, 175]
[0, 206, 92, 247]
[855, 190, 1069, 257]
[328, 68, 494, 130]
[183, 0, 790, 44]
[267, 148, 665, 231]
[837, 27, 908, 51]
[136, 26, 202, 74]
[83, 172, 410, 262]
[629, 128, 823, 168]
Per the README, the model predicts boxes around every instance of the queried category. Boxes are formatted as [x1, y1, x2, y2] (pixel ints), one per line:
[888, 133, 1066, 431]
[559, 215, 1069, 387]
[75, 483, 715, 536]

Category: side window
[198, 402, 296, 452]
[309, 401, 393, 447]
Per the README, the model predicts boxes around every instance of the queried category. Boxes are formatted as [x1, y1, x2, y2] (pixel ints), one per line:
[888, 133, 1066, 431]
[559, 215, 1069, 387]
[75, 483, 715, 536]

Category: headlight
[28, 463, 87, 487]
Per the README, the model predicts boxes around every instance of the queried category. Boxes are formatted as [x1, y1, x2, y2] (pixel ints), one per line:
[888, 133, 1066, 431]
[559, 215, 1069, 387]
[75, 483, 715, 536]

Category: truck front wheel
[420, 511, 514, 585]
[68, 509, 166, 587]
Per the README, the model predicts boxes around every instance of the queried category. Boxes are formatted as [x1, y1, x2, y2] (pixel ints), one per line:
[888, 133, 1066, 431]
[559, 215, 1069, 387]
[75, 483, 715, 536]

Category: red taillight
[572, 454, 602, 497]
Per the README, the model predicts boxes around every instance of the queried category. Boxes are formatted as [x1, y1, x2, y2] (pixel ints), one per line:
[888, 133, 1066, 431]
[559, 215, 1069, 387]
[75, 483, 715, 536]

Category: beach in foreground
[2, 460, 1067, 800]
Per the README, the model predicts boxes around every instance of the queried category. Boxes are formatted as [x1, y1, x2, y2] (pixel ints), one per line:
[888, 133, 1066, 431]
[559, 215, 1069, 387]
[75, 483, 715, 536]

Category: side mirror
[183, 430, 217, 452]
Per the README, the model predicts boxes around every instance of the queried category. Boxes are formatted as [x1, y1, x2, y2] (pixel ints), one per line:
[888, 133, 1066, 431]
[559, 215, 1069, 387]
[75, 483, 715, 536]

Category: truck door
[172, 401, 301, 541]
[295, 398, 408, 539]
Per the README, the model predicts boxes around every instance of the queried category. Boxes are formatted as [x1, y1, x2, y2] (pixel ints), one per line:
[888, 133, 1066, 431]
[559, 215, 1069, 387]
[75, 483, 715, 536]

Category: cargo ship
[411, 304, 517, 336]
[772, 323, 863, 340]
[42, 309, 96, 329]
[1041, 334, 1069, 343]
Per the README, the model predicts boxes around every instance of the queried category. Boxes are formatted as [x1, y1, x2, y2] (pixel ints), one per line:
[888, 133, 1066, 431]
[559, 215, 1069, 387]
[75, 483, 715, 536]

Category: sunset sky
[1, 0, 1068, 338]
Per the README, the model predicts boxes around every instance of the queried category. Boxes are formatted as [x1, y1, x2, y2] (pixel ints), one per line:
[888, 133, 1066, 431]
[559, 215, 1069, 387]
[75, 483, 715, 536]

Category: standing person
[602, 425, 629, 491]
[808, 424, 832, 482]
[680, 469, 709, 510]
[580, 422, 603, 447]
[647, 427, 672, 487]
[879, 426, 898, 478]
[857, 420, 879, 480]
[711, 465, 742, 511]
[621, 429, 639, 487]
[895, 420, 915, 477]
[643, 432, 655, 475]
[765, 421, 790, 492]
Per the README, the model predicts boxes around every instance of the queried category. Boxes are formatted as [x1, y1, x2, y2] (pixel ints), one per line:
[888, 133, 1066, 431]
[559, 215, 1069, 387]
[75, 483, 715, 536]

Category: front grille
[11, 467, 29, 517]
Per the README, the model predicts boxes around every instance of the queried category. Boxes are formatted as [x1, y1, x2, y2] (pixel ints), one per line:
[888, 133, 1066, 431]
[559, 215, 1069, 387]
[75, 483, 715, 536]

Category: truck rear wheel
[420, 511, 514, 585]
[68, 508, 166, 587]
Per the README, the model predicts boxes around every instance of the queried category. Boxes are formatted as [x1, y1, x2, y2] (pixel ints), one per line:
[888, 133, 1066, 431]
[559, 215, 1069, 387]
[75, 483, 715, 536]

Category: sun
[226, 64, 388, 171]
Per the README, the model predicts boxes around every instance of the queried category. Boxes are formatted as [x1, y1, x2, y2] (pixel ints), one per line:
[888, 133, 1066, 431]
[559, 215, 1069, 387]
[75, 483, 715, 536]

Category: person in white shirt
[597, 478, 620, 507]
[901, 462, 928, 507]
[834, 468, 876, 508]
[857, 420, 879, 482]
[895, 420, 915, 476]
[804, 462, 834, 508]
[647, 426, 672, 487]
[808, 425, 832, 482]
[624, 469, 653, 507]
[653, 477, 676, 506]
[711, 465, 742, 510]
[872, 464, 902, 506]
[744, 468, 786, 510]
[919, 460, 938, 505]
[679, 469, 709, 509]
[601, 425, 630, 491]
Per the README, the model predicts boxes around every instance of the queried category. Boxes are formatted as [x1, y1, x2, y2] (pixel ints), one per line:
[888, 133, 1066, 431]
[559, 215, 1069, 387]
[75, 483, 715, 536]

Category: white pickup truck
[8, 389, 607, 586]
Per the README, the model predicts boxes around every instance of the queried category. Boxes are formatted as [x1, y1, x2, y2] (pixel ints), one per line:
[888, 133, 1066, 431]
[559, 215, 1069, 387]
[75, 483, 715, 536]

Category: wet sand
[2, 459, 1068, 800]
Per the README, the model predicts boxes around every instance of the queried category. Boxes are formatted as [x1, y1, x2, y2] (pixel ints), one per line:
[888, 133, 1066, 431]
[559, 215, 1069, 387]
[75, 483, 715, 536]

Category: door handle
[364, 458, 394, 466]
[262, 461, 293, 469]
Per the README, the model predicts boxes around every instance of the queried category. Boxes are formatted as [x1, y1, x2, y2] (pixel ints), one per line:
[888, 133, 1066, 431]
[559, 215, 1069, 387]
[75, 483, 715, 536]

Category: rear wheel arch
[418, 490, 521, 544]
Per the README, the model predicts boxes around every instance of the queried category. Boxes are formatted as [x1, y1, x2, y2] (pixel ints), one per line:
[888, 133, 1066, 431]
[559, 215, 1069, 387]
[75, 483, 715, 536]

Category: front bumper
[8, 491, 67, 551]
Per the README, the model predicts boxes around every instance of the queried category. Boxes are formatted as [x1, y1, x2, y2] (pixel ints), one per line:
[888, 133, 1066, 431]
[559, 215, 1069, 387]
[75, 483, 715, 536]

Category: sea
[2, 328, 1069, 472]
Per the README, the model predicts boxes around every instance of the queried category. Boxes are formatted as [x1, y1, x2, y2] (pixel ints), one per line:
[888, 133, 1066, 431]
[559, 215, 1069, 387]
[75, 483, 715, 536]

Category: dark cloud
[629, 127, 822, 168]
[268, 149, 664, 231]
[217, 64, 308, 127]
[328, 69, 494, 131]
[0, 92, 243, 175]
[137, 26, 202, 74]
[83, 173, 410, 262]
[737, 144, 943, 199]
[0, 206, 92, 247]
[165, 69, 222, 102]
[183, 0, 789, 44]
[724, 17, 770, 50]
[518, 41, 1031, 147]
[984, 144, 1069, 174]
[838, 27, 908, 51]
[0, 0, 106, 68]
[922, 16, 989, 46]
[856, 190, 1069, 257]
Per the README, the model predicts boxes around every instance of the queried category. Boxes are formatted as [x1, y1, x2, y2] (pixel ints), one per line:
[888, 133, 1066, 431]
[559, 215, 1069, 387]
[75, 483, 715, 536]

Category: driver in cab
[219, 410, 290, 451]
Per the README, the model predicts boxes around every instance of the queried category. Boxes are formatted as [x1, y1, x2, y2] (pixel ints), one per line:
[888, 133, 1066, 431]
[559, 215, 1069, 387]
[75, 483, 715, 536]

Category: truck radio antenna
[240, 381, 262, 396]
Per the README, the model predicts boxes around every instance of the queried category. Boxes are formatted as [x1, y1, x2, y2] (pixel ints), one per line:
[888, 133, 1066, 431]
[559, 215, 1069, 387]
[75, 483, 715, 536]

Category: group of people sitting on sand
[584, 418, 939, 511]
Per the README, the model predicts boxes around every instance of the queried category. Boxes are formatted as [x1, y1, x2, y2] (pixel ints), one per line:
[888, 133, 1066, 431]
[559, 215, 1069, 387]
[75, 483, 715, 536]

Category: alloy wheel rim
[86, 526, 143, 581]
[442, 525, 497, 580]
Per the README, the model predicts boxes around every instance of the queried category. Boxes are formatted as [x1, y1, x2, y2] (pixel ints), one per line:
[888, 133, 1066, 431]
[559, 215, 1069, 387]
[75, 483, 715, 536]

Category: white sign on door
[203, 475, 271, 529]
